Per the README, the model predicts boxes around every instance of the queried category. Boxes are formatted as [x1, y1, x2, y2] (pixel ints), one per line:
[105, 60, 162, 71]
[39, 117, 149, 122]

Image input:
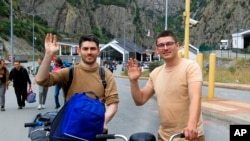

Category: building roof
[58, 42, 78, 47]
[232, 29, 250, 37]
[58, 42, 105, 48]
[58, 39, 145, 55]
[115, 38, 145, 54]
[100, 38, 145, 54]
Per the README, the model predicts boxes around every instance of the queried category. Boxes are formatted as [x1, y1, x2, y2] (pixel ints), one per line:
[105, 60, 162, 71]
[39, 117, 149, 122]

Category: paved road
[1, 62, 248, 141]
[0, 75, 160, 140]
[0, 63, 158, 141]
[0, 78, 63, 140]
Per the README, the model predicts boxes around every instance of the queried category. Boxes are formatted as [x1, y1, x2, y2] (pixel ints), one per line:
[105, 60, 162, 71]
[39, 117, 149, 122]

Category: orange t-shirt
[146, 58, 204, 140]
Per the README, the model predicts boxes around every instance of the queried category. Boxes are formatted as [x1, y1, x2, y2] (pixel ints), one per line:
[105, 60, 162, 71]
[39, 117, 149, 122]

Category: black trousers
[14, 86, 27, 107]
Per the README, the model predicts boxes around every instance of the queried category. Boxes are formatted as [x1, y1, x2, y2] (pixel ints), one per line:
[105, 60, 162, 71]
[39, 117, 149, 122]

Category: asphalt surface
[1, 62, 249, 141]
[113, 65, 250, 125]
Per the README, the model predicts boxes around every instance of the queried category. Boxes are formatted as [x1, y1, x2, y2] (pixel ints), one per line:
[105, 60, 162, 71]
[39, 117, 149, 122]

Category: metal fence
[200, 49, 250, 84]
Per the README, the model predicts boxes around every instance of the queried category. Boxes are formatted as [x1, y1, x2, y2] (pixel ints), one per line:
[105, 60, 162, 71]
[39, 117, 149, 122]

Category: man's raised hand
[127, 58, 142, 81]
[45, 33, 60, 55]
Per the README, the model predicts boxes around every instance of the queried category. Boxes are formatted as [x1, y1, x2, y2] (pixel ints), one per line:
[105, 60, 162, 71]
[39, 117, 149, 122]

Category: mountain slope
[1, 0, 249, 58]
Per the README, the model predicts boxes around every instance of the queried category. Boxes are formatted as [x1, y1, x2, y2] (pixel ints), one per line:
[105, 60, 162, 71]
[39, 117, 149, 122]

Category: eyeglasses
[156, 41, 176, 49]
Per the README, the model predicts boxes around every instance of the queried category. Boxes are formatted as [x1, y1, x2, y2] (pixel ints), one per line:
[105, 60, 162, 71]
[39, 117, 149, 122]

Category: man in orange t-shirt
[127, 30, 205, 141]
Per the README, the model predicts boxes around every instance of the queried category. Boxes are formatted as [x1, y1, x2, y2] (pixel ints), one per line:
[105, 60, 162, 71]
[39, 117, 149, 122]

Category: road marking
[221, 101, 250, 109]
[202, 120, 212, 125]
[202, 102, 236, 111]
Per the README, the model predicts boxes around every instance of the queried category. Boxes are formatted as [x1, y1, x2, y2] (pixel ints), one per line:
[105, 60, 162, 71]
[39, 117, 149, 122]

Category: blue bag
[49, 92, 105, 141]
[63, 62, 72, 68]
[26, 88, 36, 103]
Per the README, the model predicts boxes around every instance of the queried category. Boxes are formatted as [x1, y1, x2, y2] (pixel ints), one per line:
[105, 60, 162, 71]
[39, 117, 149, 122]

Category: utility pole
[184, 0, 191, 59]
[123, 10, 126, 65]
[123, 1, 128, 66]
[10, 0, 14, 67]
[134, 28, 136, 59]
[165, 0, 168, 30]
[21, 11, 45, 69]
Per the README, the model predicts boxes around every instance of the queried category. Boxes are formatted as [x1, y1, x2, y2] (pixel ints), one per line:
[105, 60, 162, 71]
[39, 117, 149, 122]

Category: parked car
[141, 62, 150, 72]
[142, 63, 149, 69]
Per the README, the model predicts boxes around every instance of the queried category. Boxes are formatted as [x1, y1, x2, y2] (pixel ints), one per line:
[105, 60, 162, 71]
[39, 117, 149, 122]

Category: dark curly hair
[55, 57, 63, 66]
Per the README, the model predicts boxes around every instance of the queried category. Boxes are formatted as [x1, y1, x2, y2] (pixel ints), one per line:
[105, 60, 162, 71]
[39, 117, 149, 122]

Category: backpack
[50, 66, 107, 141]
[28, 111, 58, 141]
[49, 92, 105, 141]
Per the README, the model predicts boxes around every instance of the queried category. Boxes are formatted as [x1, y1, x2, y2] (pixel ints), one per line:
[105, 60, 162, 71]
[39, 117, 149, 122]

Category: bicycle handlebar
[39, 117, 50, 122]
[96, 134, 128, 141]
[169, 133, 185, 141]
[24, 121, 43, 127]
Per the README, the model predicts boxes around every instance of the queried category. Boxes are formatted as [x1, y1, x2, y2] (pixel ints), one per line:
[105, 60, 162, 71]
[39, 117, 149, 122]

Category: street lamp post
[165, 0, 168, 30]
[134, 28, 137, 59]
[184, 0, 191, 59]
[10, 0, 14, 67]
[21, 11, 45, 70]
[32, 14, 35, 70]
[123, 7, 126, 66]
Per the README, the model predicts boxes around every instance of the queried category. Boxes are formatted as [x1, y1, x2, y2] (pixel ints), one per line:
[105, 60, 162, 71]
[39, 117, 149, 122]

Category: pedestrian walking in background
[0, 60, 9, 111]
[52, 57, 64, 109]
[127, 30, 205, 141]
[108, 64, 114, 73]
[34, 57, 49, 110]
[9, 61, 31, 109]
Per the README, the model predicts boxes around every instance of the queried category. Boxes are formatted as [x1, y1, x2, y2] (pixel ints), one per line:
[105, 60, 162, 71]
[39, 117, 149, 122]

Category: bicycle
[25, 112, 184, 141]
[169, 133, 185, 141]
[96, 132, 185, 141]
[24, 111, 57, 141]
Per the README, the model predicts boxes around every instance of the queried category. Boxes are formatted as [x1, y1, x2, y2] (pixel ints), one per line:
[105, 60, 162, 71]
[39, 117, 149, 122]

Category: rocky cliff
[190, 0, 250, 48]
[3, 0, 250, 56]
[18, 0, 184, 49]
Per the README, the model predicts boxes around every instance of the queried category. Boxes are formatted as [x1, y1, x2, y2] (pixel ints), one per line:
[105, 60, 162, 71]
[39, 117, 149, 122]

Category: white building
[232, 29, 250, 49]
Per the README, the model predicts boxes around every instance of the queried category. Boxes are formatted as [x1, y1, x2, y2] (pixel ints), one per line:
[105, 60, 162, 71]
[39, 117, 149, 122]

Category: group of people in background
[34, 56, 65, 110]
[0, 59, 9, 111]
[102, 60, 117, 73]
[34, 57, 48, 110]
[0, 56, 148, 112]
[0, 56, 65, 111]
[0, 60, 32, 110]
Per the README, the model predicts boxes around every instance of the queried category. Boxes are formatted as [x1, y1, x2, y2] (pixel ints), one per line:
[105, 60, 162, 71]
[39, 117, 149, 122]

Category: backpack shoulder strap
[64, 66, 106, 100]
[99, 66, 106, 89]
[64, 67, 74, 99]
[68, 66, 74, 86]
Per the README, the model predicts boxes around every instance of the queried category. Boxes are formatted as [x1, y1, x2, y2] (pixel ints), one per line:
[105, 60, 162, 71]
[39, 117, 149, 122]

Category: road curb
[114, 75, 250, 91]
[203, 81, 250, 91]
[202, 109, 250, 124]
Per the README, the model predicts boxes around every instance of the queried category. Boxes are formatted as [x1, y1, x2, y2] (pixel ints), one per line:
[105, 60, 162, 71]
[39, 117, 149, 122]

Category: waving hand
[45, 33, 60, 55]
[127, 58, 142, 81]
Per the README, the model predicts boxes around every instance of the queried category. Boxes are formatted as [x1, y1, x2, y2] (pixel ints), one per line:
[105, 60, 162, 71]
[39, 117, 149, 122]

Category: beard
[81, 57, 97, 65]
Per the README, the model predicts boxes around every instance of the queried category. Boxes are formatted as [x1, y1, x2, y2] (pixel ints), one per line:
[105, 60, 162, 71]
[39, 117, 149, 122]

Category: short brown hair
[79, 35, 99, 48]
[156, 30, 178, 45]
